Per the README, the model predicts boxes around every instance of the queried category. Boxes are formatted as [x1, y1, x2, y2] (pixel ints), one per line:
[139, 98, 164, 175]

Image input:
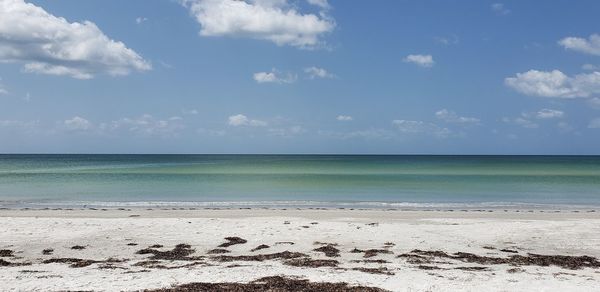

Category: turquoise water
[1, 154, 600, 208]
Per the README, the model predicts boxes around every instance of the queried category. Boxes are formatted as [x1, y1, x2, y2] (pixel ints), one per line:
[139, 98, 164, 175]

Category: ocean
[1, 154, 599, 209]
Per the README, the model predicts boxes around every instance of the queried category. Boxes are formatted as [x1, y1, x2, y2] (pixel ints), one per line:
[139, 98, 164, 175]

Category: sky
[1, 0, 600, 154]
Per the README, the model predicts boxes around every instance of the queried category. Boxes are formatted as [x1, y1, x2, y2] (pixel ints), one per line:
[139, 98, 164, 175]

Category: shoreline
[1, 207, 599, 220]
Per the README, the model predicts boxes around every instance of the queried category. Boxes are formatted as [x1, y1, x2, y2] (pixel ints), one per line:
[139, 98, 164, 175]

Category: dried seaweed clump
[401, 250, 600, 270]
[218, 237, 248, 248]
[313, 245, 340, 257]
[144, 276, 388, 292]
[211, 251, 307, 262]
[137, 244, 202, 261]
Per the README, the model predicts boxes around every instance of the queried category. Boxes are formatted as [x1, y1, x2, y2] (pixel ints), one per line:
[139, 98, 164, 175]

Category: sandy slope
[1, 209, 599, 291]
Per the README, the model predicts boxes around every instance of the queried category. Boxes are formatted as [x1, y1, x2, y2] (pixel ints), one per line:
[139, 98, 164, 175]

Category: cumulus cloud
[304, 66, 335, 79]
[253, 69, 297, 84]
[392, 120, 450, 137]
[403, 54, 434, 68]
[336, 115, 353, 121]
[228, 114, 267, 127]
[491, 3, 510, 15]
[64, 116, 92, 131]
[589, 118, 600, 129]
[505, 70, 600, 98]
[181, 0, 335, 48]
[582, 64, 598, 71]
[0, 0, 151, 79]
[435, 109, 480, 124]
[559, 34, 600, 56]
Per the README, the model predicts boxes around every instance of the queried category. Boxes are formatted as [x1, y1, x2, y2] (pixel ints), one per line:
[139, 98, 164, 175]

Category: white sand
[1, 209, 600, 291]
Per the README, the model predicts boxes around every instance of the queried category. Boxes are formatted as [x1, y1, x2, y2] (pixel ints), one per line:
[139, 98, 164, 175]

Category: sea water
[1, 154, 599, 209]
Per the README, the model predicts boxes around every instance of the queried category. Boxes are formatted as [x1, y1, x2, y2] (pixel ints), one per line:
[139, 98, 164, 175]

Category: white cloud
[253, 69, 297, 84]
[228, 114, 267, 127]
[582, 64, 598, 71]
[135, 17, 148, 24]
[501, 117, 538, 129]
[435, 109, 480, 124]
[589, 118, 600, 129]
[336, 115, 353, 121]
[64, 116, 92, 131]
[0, 0, 151, 79]
[491, 3, 510, 15]
[182, 0, 335, 49]
[559, 34, 600, 56]
[106, 114, 184, 137]
[505, 70, 600, 98]
[392, 120, 450, 137]
[534, 109, 564, 119]
[306, 0, 330, 10]
[403, 54, 434, 68]
[304, 66, 335, 79]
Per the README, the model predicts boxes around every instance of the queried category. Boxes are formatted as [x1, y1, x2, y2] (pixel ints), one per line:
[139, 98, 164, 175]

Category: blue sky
[1, 0, 600, 154]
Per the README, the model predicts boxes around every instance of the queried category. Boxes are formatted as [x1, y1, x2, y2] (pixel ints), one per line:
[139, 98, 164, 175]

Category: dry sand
[1, 208, 600, 291]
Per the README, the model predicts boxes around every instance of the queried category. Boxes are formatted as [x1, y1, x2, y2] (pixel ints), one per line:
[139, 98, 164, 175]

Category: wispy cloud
[491, 3, 510, 15]
[104, 114, 185, 137]
[228, 114, 267, 127]
[253, 69, 297, 84]
[336, 115, 353, 121]
[434, 35, 459, 46]
[392, 120, 450, 137]
[63, 116, 93, 131]
[304, 66, 336, 79]
[435, 109, 480, 124]
[135, 17, 148, 24]
[501, 117, 539, 129]
[588, 118, 600, 129]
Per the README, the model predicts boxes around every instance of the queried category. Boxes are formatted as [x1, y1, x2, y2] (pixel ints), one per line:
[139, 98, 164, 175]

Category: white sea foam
[4, 199, 597, 210]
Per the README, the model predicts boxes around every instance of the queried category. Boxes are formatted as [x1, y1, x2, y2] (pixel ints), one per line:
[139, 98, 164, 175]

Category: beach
[1, 208, 600, 291]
